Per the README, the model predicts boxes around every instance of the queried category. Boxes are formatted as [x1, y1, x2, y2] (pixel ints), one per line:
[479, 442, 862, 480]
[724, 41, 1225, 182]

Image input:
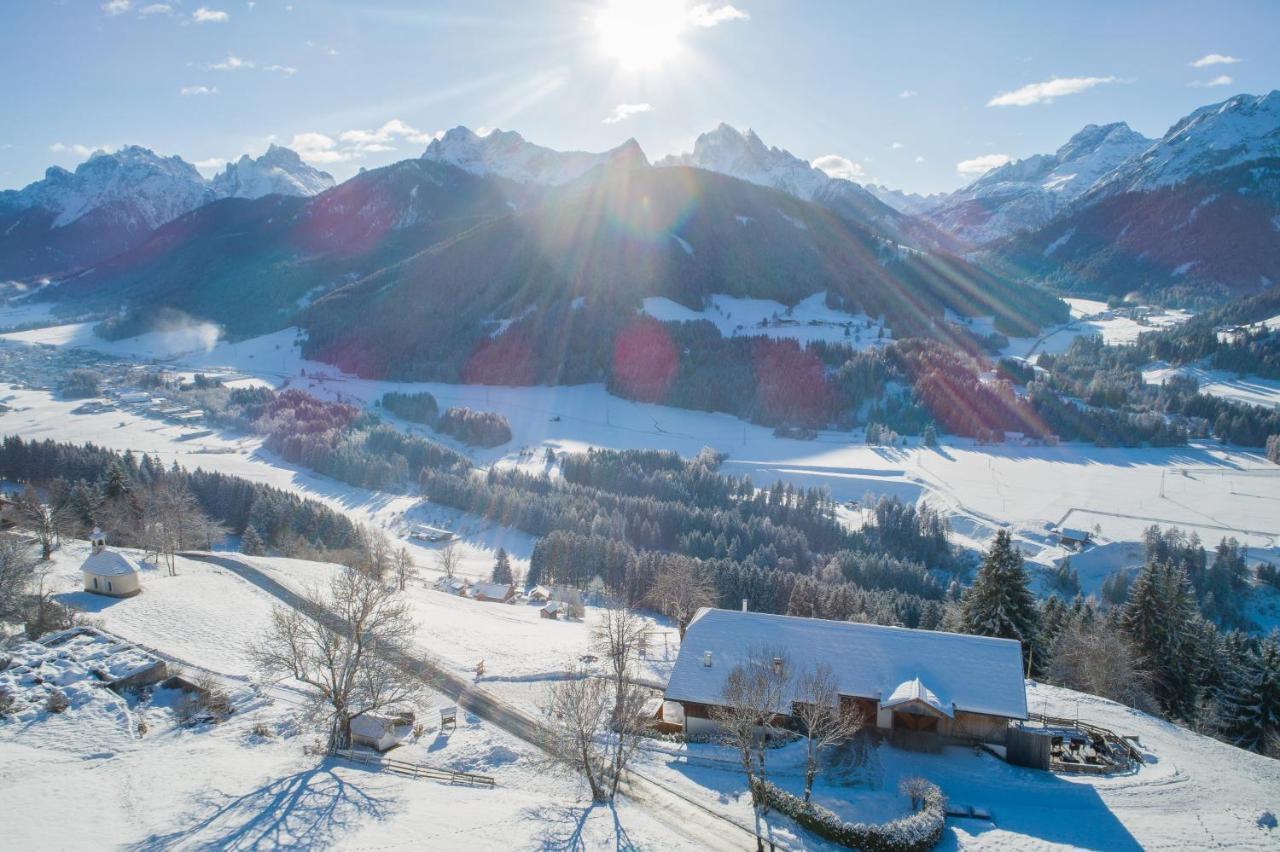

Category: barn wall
[947, 711, 1012, 744]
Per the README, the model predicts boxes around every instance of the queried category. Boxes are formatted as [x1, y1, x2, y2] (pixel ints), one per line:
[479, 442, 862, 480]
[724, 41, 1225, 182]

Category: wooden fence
[335, 749, 496, 787]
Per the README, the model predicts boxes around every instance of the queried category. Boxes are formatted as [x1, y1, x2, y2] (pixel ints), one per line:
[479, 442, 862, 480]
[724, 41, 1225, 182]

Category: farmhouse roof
[665, 609, 1027, 720]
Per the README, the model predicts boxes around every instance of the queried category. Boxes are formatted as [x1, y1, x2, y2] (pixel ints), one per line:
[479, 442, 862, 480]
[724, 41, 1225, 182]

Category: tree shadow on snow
[524, 802, 640, 851]
[127, 763, 395, 851]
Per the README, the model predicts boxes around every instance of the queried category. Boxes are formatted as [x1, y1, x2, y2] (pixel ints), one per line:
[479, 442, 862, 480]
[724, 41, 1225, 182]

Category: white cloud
[102, 0, 131, 15]
[899, 89, 917, 99]
[290, 120, 440, 164]
[956, 153, 1011, 176]
[138, 3, 172, 15]
[192, 7, 229, 23]
[192, 157, 227, 171]
[338, 119, 437, 147]
[50, 142, 104, 158]
[288, 132, 346, 164]
[890, 141, 904, 150]
[687, 4, 749, 27]
[180, 85, 217, 96]
[987, 75, 1120, 107]
[263, 64, 297, 75]
[811, 154, 865, 181]
[603, 103, 654, 124]
[914, 156, 926, 164]
[1189, 75, 1233, 88]
[210, 55, 253, 70]
[1190, 53, 1241, 68]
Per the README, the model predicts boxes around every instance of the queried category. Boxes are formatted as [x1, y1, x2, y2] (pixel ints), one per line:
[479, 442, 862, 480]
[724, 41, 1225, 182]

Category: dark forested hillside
[301, 164, 1067, 381]
[50, 159, 535, 337]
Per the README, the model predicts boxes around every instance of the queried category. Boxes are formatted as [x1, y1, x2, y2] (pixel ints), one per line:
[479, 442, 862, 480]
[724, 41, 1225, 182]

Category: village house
[81, 529, 142, 598]
[470, 581, 515, 603]
[663, 609, 1027, 746]
[1057, 528, 1092, 551]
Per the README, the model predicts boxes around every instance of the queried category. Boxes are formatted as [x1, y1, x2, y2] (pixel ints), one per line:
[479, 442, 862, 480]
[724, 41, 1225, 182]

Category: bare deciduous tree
[541, 664, 615, 801]
[393, 546, 416, 591]
[252, 564, 425, 752]
[647, 560, 717, 639]
[141, 480, 214, 575]
[710, 647, 790, 852]
[436, 542, 459, 579]
[1049, 620, 1157, 712]
[591, 600, 651, 796]
[792, 662, 865, 803]
[0, 536, 38, 620]
[15, 486, 70, 560]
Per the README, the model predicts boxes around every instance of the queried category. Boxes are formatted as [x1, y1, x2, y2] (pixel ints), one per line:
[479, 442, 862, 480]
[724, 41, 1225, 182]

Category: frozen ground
[641, 291, 892, 346]
[1004, 298, 1193, 359]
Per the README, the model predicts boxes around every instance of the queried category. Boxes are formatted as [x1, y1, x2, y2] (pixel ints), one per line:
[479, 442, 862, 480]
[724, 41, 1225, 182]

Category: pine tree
[241, 525, 265, 556]
[960, 530, 1038, 665]
[1123, 561, 1204, 720]
[922, 424, 938, 448]
[491, 547, 513, 584]
[1221, 639, 1280, 754]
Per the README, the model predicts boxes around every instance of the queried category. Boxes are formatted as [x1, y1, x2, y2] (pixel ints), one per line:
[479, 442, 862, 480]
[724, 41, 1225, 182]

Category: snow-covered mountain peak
[1090, 90, 1280, 197]
[3, 145, 211, 229]
[210, 145, 335, 199]
[656, 123, 834, 201]
[421, 126, 648, 186]
[923, 121, 1153, 245]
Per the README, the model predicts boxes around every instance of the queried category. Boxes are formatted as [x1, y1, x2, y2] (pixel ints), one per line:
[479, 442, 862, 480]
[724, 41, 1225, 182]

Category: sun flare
[594, 0, 689, 71]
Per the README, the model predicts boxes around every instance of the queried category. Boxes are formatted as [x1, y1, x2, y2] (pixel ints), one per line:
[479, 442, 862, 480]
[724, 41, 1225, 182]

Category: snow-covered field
[1144, 362, 1280, 409]
[1004, 298, 1193, 359]
[642, 292, 892, 346]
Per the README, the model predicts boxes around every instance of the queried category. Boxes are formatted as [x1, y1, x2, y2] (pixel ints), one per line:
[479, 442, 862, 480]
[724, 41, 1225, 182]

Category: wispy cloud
[811, 154, 864, 182]
[138, 3, 172, 15]
[192, 7, 229, 23]
[180, 85, 217, 96]
[102, 0, 131, 15]
[290, 119, 441, 164]
[210, 55, 253, 70]
[899, 89, 917, 99]
[890, 141, 904, 150]
[193, 157, 227, 171]
[1189, 75, 1233, 88]
[987, 75, 1120, 107]
[687, 4, 749, 27]
[603, 103, 653, 124]
[956, 153, 1010, 176]
[50, 142, 105, 158]
[914, 156, 925, 164]
[1190, 53, 1241, 68]
[208, 55, 295, 75]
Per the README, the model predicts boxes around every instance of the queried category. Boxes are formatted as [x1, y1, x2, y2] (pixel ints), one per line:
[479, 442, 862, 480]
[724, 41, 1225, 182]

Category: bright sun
[594, 0, 688, 71]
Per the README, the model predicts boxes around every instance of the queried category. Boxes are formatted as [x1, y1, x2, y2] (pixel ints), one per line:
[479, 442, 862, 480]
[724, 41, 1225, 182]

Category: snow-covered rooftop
[81, 549, 142, 577]
[665, 609, 1028, 720]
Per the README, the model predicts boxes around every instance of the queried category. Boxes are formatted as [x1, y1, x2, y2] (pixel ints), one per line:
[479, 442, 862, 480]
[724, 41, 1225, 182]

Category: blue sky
[3, 0, 1278, 193]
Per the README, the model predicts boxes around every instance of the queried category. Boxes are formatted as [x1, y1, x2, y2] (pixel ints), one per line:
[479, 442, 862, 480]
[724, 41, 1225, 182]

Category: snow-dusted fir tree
[1221, 638, 1280, 754]
[240, 525, 265, 556]
[960, 530, 1038, 663]
[491, 548, 513, 584]
[1123, 561, 1204, 719]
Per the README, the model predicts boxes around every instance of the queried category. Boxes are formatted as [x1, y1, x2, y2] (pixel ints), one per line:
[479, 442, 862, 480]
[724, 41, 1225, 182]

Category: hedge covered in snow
[756, 777, 947, 851]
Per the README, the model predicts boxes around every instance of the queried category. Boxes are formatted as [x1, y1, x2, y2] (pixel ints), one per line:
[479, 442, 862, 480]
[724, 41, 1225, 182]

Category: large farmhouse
[664, 609, 1028, 745]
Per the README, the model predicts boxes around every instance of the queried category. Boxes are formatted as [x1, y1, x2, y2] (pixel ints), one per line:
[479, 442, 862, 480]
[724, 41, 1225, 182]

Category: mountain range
[0, 145, 332, 282]
[2, 89, 1277, 376]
